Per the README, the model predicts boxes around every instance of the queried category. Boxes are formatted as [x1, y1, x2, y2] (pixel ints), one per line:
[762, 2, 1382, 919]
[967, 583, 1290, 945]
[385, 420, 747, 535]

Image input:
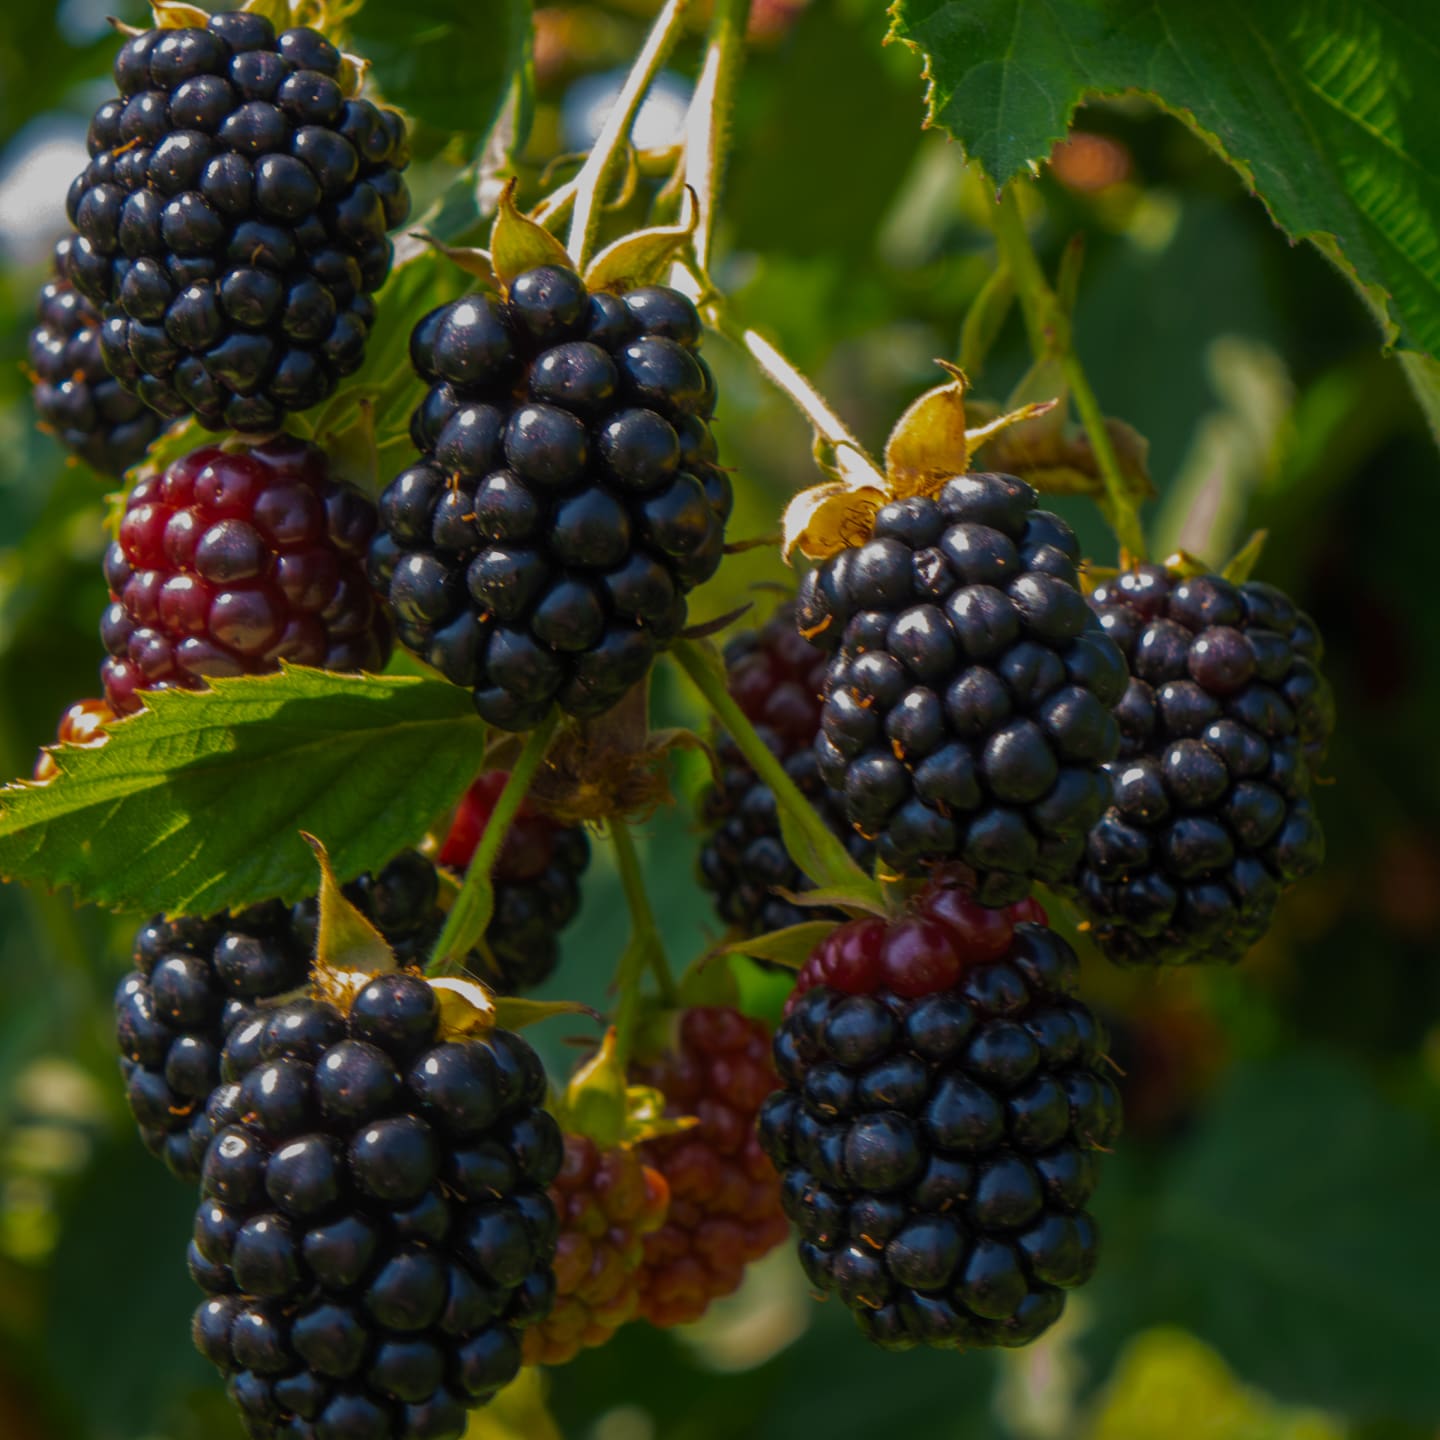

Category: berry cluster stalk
[609, 820, 676, 1059]
[991, 183, 1148, 562]
[682, 0, 750, 273]
[429, 712, 557, 969]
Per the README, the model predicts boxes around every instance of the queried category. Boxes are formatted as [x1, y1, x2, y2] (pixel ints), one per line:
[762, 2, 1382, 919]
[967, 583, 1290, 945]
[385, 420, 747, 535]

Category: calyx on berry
[782, 368, 1055, 561]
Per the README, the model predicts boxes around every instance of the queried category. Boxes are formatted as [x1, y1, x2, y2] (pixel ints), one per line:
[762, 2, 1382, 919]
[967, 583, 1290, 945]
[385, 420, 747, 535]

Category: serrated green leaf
[0, 667, 484, 917]
[888, 0, 1440, 362]
[351, 0, 531, 137]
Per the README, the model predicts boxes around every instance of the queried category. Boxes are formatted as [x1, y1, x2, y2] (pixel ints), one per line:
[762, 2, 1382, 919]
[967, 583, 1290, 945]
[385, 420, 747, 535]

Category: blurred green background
[1, 2, 1438, 1438]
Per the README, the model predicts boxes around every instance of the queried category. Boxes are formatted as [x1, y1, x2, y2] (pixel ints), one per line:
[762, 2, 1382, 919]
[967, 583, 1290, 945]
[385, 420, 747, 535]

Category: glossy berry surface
[117, 852, 468, 1182]
[190, 973, 560, 1440]
[29, 237, 168, 475]
[372, 273, 730, 731]
[630, 1007, 788, 1326]
[436, 772, 590, 994]
[1067, 565, 1334, 965]
[66, 12, 409, 431]
[33, 697, 115, 783]
[100, 435, 390, 715]
[521, 1134, 669, 1366]
[799, 475, 1127, 903]
[699, 602, 874, 936]
[758, 876, 1120, 1350]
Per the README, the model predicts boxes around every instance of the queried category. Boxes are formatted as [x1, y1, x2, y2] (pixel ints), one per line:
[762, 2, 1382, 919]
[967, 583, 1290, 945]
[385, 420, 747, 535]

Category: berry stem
[683, 0, 751, 271]
[428, 712, 557, 972]
[671, 640, 885, 909]
[991, 183, 1148, 562]
[565, 0, 696, 269]
[608, 820, 676, 1059]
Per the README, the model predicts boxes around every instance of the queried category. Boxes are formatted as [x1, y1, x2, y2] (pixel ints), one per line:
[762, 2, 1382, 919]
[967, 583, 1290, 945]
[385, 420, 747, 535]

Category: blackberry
[372, 274, 730, 731]
[28, 237, 168, 476]
[799, 475, 1127, 904]
[117, 851, 461, 1182]
[630, 1007, 788, 1326]
[699, 602, 874, 937]
[66, 11, 409, 432]
[436, 772, 590, 994]
[189, 971, 560, 1439]
[32, 697, 115, 784]
[100, 435, 391, 715]
[757, 877, 1119, 1349]
[1066, 565, 1334, 966]
[521, 1133, 669, 1365]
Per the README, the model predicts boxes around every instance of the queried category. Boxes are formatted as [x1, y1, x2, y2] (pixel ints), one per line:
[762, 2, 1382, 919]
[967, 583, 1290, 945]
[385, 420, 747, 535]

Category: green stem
[428, 712, 556, 971]
[565, 0, 695, 269]
[992, 183, 1148, 562]
[684, 0, 750, 271]
[609, 820, 675, 1063]
[672, 640, 882, 905]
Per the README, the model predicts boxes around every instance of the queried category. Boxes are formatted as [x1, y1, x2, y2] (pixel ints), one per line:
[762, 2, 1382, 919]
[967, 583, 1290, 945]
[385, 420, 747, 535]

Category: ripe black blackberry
[371, 271, 731, 731]
[1065, 564, 1334, 966]
[189, 972, 561, 1440]
[799, 474, 1128, 904]
[100, 435, 391, 715]
[757, 877, 1120, 1350]
[698, 602, 873, 936]
[436, 772, 590, 994]
[29, 236, 168, 476]
[65, 10, 409, 432]
[117, 851, 461, 1182]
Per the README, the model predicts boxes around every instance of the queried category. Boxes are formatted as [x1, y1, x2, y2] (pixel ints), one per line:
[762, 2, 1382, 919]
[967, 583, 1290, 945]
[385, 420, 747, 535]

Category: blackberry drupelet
[100, 435, 391, 715]
[698, 602, 874, 937]
[437, 772, 590, 995]
[630, 1007, 788, 1326]
[117, 851, 458, 1182]
[32, 697, 115, 784]
[371, 272, 731, 731]
[66, 10, 409, 432]
[521, 1134, 669, 1365]
[1065, 564, 1334, 966]
[799, 473, 1127, 904]
[188, 971, 561, 1439]
[29, 236, 167, 475]
[757, 877, 1120, 1349]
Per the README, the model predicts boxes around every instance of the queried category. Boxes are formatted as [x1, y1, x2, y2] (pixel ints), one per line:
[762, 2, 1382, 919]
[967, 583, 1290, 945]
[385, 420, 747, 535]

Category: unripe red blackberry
[437, 772, 590, 994]
[521, 1134, 669, 1365]
[699, 603, 874, 936]
[117, 851, 460, 1182]
[630, 1007, 789, 1326]
[372, 273, 730, 731]
[757, 875, 1119, 1350]
[66, 11, 409, 432]
[1066, 565, 1334, 965]
[799, 475, 1127, 904]
[100, 435, 391, 715]
[29, 237, 168, 476]
[189, 971, 560, 1439]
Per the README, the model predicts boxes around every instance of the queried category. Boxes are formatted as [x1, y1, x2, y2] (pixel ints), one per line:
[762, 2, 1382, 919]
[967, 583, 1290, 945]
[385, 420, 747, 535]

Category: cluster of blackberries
[758, 879, 1119, 1349]
[100, 435, 391, 714]
[1064, 565, 1334, 965]
[28, 236, 168, 476]
[189, 972, 560, 1439]
[371, 269, 731, 731]
[65, 10, 408, 433]
[436, 772, 590, 994]
[799, 474, 1126, 904]
[698, 602, 874, 937]
[116, 851, 459, 1182]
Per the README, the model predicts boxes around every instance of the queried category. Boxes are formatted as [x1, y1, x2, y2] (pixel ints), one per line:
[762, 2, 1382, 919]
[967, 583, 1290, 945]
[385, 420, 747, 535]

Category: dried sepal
[1160, 549, 1214, 579]
[429, 976, 497, 1037]
[883, 363, 974, 497]
[491, 995, 600, 1031]
[781, 479, 887, 561]
[717, 919, 839, 971]
[412, 233, 497, 288]
[583, 189, 698, 294]
[1221, 530, 1269, 583]
[151, 1, 213, 27]
[491, 178, 573, 290]
[302, 832, 396, 978]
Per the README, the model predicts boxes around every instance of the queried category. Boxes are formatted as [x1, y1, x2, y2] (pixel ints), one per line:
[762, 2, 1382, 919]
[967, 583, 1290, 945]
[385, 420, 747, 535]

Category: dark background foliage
[0, 3, 1436, 1438]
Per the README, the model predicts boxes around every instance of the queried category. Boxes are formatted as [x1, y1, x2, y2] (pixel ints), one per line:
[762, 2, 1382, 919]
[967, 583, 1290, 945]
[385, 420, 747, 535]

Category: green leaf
[351, 0, 532, 137]
[0, 667, 484, 917]
[1097, 1053, 1440, 1421]
[719, 919, 837, 970]
[887, 0, 1440, 361]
